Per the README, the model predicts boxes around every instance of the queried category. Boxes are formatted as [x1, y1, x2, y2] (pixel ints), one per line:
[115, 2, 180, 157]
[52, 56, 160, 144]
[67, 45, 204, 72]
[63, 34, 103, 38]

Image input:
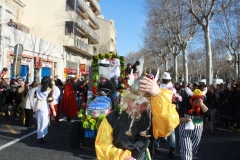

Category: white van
[199, 79, 223, 84]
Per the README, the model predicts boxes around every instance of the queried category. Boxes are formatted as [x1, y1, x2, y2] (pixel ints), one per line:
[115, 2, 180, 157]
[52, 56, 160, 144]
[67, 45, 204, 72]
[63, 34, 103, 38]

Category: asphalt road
[1, 112, 240, 160]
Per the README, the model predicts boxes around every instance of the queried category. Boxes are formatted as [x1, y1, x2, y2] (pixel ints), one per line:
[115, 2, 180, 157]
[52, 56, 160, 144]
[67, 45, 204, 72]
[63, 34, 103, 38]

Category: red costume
[61, 82, 78, 117]
[50, 104, 59, 123]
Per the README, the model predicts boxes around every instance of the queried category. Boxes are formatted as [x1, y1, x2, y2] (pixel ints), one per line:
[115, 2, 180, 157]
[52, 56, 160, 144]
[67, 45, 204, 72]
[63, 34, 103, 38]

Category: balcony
[88, 0, 101, 16]
[65, 12, 99, 44]
[88, 10, 99, 30]
[63, 35, 94, 57]
[76, 15, 90, 33]
[77, 0, 90, 19]
[77, 0, 99, 29]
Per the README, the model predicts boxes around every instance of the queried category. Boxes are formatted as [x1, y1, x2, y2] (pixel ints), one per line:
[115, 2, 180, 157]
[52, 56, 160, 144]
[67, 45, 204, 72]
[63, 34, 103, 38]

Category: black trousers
[67, 116, 71, 122]
[24, 109, 33, 127]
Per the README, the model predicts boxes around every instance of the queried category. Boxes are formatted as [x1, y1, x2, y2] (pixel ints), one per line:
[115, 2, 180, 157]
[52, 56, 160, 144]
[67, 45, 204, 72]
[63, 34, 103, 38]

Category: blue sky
[99, 0, 145, 56]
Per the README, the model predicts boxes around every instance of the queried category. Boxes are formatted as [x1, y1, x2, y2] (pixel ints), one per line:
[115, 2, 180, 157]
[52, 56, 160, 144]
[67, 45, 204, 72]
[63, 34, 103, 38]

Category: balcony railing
[65, 11, 99, 43]
[74, 36, 89, 53]
[88, 9, 99, 26]
[76, 15, 99, 43]
[76, 15, 90, 33]
[89, 0, 101, 15]
[92, 31, 99, 42]
[77, 0, 99, 28]
[78, 0, 90, 15]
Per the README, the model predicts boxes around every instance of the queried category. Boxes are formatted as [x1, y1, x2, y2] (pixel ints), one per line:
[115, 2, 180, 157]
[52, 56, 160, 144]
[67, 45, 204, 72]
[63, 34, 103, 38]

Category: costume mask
[124, 69, 159, 137]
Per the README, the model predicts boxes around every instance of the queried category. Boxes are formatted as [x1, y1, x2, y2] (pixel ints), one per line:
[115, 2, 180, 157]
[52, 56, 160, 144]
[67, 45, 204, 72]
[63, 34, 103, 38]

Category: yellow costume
[95, 88, 179, 160]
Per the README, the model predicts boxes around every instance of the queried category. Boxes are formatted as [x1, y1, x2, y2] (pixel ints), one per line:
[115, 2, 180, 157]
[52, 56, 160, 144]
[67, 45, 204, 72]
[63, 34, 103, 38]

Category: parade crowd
[0, 61, 240, 160]
[0, 67, 89, 144]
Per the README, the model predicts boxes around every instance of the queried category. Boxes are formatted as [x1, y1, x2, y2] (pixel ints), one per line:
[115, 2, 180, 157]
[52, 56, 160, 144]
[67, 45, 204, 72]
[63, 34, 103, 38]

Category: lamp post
[225, 54, 240, 81]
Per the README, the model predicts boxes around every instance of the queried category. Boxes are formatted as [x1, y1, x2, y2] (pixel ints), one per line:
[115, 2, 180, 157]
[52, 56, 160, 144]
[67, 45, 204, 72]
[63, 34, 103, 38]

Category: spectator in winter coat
[205, 86, 218, 134]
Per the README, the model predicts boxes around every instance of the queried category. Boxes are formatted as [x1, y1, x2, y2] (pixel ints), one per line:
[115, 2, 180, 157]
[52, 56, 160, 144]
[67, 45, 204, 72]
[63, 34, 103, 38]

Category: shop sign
[21, 57, 31, 65]
[42, 61, 52, 68]
[65, 68, 77, 74]
[81, 71, 89, 75]
[80, 64, 86, 72]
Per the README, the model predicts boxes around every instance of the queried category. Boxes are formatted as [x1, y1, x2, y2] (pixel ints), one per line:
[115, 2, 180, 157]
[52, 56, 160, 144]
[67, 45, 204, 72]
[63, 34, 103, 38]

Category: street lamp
[225, 54, 240, 81]
[225, 54, 232, 62]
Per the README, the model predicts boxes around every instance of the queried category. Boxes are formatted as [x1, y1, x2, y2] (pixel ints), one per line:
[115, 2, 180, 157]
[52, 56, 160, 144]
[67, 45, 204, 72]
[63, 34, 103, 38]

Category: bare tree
[188, 0, 232, 84]
[165, 0, 198, 83]
[187, 50, 206, 82]
[142, 3, 172, 72]
[211, 38, 229, 78]
[215, 2, 240, 80]
[143, 0, 198, 82]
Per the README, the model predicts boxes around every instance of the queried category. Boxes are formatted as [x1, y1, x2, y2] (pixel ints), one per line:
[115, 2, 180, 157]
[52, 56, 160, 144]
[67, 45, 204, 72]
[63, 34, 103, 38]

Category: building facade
[94, 16, 117, 54]
[0, 0, 63, 83]
[0, 0, 101, 81]
[21, 0, 101, 80]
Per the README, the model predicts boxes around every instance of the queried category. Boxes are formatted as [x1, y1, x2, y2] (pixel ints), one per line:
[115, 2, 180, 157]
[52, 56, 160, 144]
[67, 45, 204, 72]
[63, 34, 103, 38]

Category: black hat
[2, 67, 8, 72]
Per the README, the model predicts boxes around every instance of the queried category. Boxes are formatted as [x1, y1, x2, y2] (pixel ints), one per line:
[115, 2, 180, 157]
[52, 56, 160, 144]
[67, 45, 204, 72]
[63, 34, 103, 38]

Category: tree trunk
[182, 48, 188, 83]
[203, 25, 213, 85]
[234, 57, 238, 80]
[164, 59, 168, 71]
[173, 55, 178, 82]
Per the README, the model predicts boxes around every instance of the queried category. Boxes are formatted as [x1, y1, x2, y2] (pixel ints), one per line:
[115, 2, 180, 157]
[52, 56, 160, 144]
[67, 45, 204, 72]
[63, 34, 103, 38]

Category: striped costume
[179, 89, 207, 160]
[179, 114, 203, 160]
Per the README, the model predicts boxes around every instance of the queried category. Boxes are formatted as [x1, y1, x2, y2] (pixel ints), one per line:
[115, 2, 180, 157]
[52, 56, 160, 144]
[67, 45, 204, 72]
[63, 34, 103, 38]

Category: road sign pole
[13, 44, 23, 78]
[14, 44, 19, 78]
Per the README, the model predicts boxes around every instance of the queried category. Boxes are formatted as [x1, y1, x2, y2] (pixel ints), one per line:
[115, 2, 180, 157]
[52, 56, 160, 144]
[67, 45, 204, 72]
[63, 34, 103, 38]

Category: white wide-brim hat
[161, 72, 171, 80]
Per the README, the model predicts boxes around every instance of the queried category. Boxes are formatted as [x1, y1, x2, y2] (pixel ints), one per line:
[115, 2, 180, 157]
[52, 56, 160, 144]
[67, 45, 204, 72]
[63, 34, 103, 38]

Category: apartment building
[0, 0, 63, 83]
[0, 0, 101, 81]
[94, 16, 117, 54]
[21, 0, 100, 80]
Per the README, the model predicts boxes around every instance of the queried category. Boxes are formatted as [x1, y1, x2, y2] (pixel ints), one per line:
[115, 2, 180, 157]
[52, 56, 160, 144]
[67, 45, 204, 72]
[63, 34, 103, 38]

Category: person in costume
[49, 80, 61, 125]
[95, 73, 179, 160]
[13, 77, 29, 125]
[34, 76, 56, 144]
[156, 72, 182, 157]
[21, 81, 39, 127]
[179, 89, 208, 160]
[61, 77, 78, 124]
[109, 57, 121, 87]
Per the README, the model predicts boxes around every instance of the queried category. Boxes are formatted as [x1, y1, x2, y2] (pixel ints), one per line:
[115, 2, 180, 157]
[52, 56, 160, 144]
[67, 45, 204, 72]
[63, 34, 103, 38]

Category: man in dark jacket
[54, 75, 63, 87]
[98, 74, 116, 110]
